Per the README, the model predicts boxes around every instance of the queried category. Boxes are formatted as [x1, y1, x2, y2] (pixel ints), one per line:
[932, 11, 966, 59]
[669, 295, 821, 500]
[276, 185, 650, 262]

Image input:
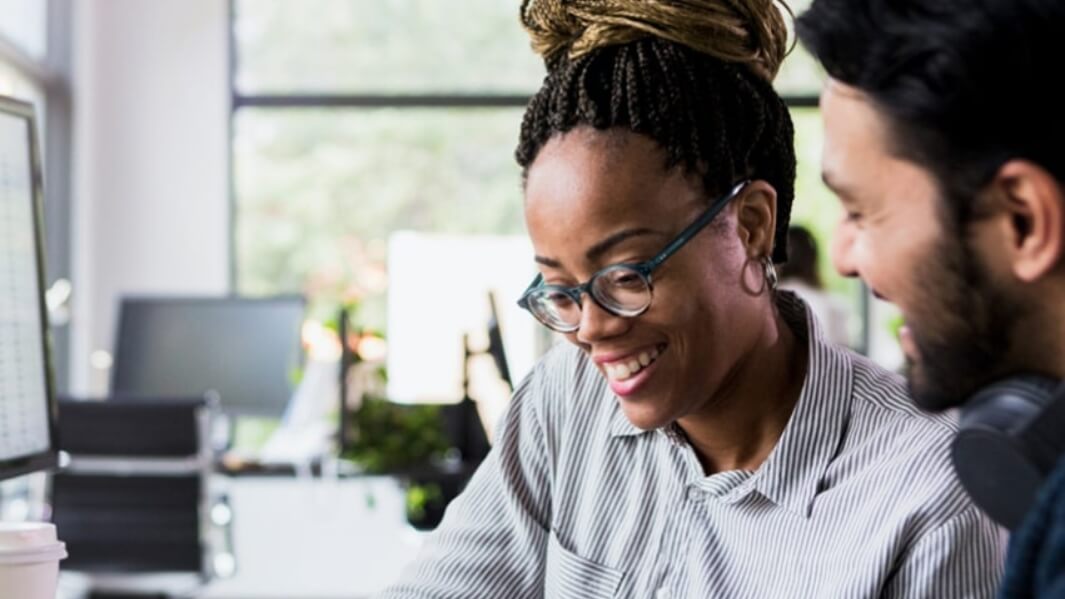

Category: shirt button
[655, 588, 672, 599]
[685, 487, 703, 502]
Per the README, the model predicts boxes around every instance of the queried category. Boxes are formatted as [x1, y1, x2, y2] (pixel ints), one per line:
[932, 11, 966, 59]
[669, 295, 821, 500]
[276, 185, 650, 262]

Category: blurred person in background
[798, 0, 1065, 596]
[378, 0, 1003, 596]
[778, 225, 852, 347]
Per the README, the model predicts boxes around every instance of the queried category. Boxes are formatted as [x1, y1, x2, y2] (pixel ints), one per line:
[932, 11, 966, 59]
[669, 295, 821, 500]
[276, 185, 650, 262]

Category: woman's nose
[575, 296, 629, 345]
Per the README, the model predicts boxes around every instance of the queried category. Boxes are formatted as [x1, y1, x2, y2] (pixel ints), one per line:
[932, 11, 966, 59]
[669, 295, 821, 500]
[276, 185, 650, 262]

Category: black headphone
[953, 375, 1065, 529]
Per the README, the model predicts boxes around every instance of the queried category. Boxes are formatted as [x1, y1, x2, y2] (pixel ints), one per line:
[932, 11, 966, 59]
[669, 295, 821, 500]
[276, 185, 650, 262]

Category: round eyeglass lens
[590, 265, 652, 316]
[529, 288, 581, 332]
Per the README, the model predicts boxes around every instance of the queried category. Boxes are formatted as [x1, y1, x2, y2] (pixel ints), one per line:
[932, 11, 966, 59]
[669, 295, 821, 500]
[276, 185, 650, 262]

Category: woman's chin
[619, 398, 674, 431]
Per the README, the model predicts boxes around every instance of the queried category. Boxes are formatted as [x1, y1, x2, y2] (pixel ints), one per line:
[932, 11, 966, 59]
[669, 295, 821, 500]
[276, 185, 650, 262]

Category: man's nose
[831, 219, 859, 278]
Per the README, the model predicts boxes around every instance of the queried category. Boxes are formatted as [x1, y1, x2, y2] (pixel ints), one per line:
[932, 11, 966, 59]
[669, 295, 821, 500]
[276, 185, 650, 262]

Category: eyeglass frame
[517, 180, 752, 332]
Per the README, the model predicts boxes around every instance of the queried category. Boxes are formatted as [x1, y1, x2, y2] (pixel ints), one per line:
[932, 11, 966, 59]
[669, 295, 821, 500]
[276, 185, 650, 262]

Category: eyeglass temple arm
[646, 180, 750, 271]
[516, 273, 544, 308]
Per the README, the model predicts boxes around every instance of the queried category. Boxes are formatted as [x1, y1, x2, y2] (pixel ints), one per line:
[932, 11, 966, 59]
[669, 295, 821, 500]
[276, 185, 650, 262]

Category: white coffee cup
[0, 522, 67, 599]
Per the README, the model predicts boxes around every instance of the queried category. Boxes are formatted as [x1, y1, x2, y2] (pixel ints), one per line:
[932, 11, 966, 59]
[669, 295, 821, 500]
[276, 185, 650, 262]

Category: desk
[58, 474, 423, 599]
[200, 475, 424, 599]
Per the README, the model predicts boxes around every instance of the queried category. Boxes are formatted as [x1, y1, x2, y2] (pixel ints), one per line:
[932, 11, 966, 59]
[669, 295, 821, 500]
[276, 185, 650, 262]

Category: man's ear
[990, 160, 1065, 282]
[735, 180, 778, 258]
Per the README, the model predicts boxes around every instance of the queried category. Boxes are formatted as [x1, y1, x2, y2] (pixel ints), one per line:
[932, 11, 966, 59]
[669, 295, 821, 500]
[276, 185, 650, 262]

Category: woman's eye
[545, 291, 573, 306]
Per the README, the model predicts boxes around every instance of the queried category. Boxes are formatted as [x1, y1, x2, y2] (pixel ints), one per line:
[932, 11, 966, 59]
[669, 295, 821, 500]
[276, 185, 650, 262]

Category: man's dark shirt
[1000, 454, 1065, 598]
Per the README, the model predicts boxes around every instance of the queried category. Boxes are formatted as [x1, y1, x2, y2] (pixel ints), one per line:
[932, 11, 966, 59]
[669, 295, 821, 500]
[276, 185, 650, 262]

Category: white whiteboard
[386, 231, 540, 406]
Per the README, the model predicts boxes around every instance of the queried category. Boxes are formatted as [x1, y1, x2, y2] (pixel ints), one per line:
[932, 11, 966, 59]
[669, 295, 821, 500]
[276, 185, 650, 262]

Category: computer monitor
[111, 296, 305, 418]
[0, 96, 58, 481]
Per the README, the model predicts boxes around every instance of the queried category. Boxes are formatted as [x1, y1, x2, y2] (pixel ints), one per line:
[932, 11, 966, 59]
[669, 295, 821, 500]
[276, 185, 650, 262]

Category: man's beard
[904, 233, 1027, 412]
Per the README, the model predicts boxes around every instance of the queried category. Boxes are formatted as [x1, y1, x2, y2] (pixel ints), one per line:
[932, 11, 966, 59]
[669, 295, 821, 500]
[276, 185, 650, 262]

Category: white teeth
[605, 347, 663, 382]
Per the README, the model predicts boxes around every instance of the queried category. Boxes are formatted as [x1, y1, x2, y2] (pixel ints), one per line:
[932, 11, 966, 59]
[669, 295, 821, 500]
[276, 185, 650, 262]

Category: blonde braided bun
[520, 0, 792, 81]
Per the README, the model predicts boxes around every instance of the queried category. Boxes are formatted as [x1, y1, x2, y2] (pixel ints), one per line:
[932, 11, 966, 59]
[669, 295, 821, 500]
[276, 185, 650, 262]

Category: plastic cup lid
[0, 522, 66, 564]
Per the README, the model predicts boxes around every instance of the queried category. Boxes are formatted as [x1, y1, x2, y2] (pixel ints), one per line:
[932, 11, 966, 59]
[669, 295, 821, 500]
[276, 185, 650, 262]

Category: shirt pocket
[545, 530, 625, 599]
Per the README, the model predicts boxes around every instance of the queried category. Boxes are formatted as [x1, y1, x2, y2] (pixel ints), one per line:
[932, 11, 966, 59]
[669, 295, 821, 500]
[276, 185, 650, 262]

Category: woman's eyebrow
[585, 228, 662, 262]
[534, 227, 663, 269]
[534, 254, 562, 268]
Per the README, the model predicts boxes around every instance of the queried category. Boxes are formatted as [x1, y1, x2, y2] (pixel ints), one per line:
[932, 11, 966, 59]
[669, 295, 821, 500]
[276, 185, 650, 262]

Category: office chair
[51, 396, 234, 598]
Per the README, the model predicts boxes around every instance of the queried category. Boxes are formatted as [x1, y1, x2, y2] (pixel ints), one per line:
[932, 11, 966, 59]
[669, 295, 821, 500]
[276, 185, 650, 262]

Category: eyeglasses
[517, 180, 750, 333]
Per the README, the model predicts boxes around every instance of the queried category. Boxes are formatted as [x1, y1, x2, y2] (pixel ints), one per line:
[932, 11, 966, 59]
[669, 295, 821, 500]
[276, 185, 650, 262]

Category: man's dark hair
[515, 37, 796, 263]
[797, 0, 1065, 223]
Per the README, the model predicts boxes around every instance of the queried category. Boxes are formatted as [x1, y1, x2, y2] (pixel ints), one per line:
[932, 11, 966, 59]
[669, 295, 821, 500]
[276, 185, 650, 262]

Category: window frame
[226, 0, 871, 355]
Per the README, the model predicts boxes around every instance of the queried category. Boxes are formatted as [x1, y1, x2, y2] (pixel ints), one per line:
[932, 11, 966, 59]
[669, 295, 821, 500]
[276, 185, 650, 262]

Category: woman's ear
[735, 180, 778, 258]
[990, 160, 1065, 282]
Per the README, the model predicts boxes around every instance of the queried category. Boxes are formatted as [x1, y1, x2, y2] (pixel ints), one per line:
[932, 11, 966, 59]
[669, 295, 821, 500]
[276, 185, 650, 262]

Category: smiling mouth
[604, 345, 664, 382]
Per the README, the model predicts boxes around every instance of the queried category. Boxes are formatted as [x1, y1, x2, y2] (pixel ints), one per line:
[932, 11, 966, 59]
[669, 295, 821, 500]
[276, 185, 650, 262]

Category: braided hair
[516, 0, 797, 263]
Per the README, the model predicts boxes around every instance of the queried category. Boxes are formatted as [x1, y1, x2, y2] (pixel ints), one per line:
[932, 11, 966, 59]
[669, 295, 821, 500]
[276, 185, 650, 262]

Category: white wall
[70, 0, 230, 394]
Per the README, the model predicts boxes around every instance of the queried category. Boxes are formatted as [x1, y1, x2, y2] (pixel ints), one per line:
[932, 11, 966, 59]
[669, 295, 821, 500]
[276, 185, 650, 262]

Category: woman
[379, 1, 1002, 597]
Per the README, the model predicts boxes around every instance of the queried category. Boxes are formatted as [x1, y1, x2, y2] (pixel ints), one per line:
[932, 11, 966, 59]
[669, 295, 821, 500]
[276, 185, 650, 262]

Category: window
[234, 0, 544, 95]
[790, 107, 867, 350]
[230, 0, 870, 354]
[234, 107, 528, 327]
[0, 0, 47, 61]
[232, 0, 539, 330]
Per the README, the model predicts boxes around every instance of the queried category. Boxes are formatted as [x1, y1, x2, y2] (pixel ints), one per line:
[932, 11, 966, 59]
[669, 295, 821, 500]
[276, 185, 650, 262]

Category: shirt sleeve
[1038, 492, 1065, 598]
[998, 455, 1065, 599]
[881, 506, 1005, 599]
[375, 369, 554, 599]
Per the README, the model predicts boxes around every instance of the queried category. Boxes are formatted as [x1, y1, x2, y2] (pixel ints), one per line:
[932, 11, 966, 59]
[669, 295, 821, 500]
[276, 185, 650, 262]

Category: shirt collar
[607, 291, 854, 517]
[748, 291, 853, 517]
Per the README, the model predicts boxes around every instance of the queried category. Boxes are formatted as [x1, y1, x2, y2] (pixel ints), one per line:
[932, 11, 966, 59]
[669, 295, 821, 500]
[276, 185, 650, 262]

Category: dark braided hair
[516, 1, 797, 263]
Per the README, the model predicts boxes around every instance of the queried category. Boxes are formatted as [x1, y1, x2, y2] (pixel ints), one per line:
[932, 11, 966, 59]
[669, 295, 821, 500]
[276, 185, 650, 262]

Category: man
[797, 0, 1065, 596]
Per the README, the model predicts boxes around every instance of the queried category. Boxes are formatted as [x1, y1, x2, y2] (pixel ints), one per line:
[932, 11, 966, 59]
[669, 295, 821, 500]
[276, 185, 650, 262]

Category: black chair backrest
[52, 397, 210, 575]
[56, 397, 204, 457]
[52, 474, 203, 573]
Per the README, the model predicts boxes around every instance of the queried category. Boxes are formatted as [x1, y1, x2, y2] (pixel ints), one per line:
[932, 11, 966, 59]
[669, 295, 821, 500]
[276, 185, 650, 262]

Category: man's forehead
[821, 81, 894, 167]
[823, 78, 866, 100]
[822, 81, 884, 139]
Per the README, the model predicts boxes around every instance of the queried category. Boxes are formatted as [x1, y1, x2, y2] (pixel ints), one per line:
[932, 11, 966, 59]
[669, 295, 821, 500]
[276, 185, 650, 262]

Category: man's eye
[845, 211, 862, 223]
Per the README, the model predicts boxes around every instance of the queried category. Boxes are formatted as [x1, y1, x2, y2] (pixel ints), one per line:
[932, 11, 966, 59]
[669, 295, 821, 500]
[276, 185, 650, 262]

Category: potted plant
[342, 394, 461, 530]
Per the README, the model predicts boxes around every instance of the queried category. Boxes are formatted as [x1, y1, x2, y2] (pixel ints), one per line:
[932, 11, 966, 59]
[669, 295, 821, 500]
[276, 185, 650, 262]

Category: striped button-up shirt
[380, 293, 1004, 598]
